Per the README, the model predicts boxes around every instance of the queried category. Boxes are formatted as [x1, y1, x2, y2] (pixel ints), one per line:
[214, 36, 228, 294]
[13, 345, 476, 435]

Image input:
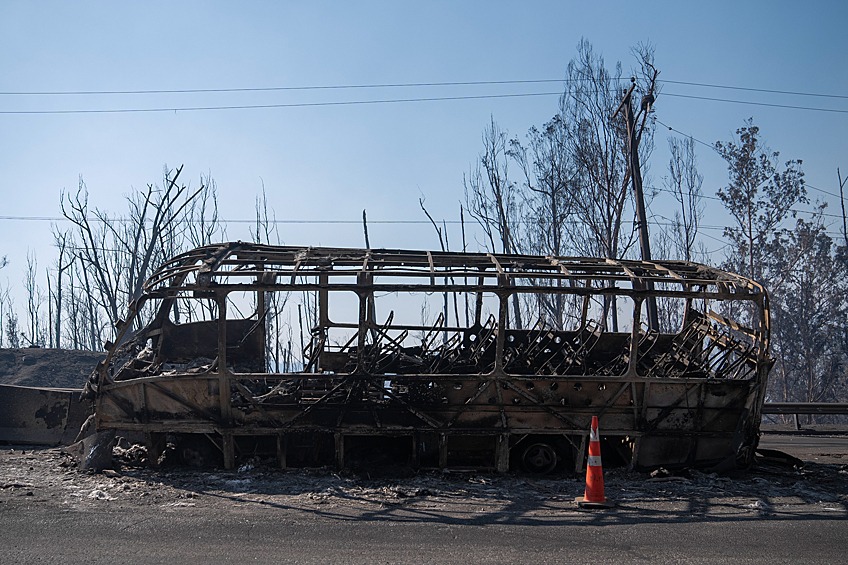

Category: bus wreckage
[83, 243, 772, 474]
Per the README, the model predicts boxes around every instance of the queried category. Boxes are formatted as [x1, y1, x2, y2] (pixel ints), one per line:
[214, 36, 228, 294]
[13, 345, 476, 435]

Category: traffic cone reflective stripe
[577, 415, 614, 508]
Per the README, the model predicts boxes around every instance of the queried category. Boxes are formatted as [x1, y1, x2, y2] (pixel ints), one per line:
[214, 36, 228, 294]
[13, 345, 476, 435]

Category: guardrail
[762, 402, 848, 430]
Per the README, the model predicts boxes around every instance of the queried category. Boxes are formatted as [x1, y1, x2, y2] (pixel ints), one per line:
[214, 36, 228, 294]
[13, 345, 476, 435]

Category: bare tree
[463, 40, 659, 332]
[49, 228, 74, 348]
[186, 172, 225, 248]
[509, 115, 579, 329]
[65, 262, 83, 349]
[665, 136, 704, 262]
[62, 177, 124, 334]
[250, 184, 292, 371]
[510, 115, 575, 260]
[0, 285, 11, 347]
[559, 40, 658, 330]
[250, 181, 279, 245]
[121, 166, 203, 312]
[464, 117, 524, 329]
[559, 40, 636, 261]
[3, 298, 19, 349]
[419, 197, 461, 332]
[23, 250, 45, 346]
[465, 117, 522, 254]
[61, 166, 205, 346]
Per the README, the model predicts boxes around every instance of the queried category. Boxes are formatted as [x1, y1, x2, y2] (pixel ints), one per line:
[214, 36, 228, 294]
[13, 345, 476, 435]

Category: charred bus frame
[87, 243, 771, 473]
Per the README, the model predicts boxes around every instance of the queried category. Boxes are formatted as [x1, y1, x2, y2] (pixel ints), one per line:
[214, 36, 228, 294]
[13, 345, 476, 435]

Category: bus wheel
[521, 442, 558, 474]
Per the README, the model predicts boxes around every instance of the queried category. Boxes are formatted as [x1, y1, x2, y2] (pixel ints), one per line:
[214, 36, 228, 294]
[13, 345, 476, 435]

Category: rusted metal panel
[88, 243, 772, 472]
[0, 384, 92, 445]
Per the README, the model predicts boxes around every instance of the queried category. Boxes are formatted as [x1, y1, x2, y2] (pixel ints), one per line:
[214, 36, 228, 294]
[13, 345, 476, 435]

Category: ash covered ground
[1, 442, 845, 523]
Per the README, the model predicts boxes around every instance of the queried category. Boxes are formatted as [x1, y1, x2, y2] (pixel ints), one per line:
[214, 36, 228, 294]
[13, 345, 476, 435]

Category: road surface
[1, 439, 846, 564]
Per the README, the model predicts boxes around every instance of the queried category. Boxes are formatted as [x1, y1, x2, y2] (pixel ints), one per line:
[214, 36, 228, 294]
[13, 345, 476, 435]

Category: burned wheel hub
[521, 442, 557, 474]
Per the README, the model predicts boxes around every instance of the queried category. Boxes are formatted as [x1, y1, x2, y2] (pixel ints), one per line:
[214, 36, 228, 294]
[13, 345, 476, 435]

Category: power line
[1, 76, 847, 115]
[648, 183, 846, 220]
[2, 214, 844, 238]
[662, 92, 848, 114]
[0, 214, 739, 229]
[0, 214, 744, 229]
[2, 77, 846, 100]
[656, 118, 846, 201]
[0, 79, 567, 96]
[697, 231, 734, 254]
[806, 183, 843, 200]
[0, 215, 448, 224]
[5, 89, 844, 116]
[661, 80, 848, 101]
[655, 118, 721, 153]
[0, 91, 563, 115]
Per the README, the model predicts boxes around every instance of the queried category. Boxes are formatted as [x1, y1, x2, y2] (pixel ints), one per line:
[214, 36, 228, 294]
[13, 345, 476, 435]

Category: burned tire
[521, 442, 558, 475]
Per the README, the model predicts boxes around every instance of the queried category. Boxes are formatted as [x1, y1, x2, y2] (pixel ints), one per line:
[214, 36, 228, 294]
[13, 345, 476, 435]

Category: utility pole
[613, 77, 659, 331]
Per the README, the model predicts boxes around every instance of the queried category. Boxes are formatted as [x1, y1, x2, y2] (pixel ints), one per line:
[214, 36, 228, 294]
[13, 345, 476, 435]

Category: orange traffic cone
[576, 415, 614, 508]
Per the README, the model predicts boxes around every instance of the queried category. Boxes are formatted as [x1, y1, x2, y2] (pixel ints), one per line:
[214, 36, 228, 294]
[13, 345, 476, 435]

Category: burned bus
[85, 243, 772, 473]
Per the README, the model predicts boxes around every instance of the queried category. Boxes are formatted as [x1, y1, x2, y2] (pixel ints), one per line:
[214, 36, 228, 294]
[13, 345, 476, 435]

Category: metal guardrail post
[762, 403, 848, 431]
[762, 402, 848, 415]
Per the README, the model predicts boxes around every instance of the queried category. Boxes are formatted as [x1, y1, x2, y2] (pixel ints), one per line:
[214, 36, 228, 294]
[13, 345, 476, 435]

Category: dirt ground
[1, 440, 845, 522]
[0, 348, 103, 388]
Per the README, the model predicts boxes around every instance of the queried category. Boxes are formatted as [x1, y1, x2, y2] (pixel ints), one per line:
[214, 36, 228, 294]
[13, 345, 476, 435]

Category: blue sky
[1, 1, 847, 300]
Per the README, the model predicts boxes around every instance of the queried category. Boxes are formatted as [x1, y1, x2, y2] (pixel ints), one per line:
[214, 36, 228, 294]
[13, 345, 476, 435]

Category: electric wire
[0, 79, 567, 96]
[1, 77, 847, 115]
[662, 92, 848, 114]
[660, 79, 848, 100]
[1, 79, 844, 246]
[656, 118, 845, 201]
[0, 91, 563, 115]
[648, 183, 846, 221]
[0, 214, 843, 239]
[1, 77, 845, 100]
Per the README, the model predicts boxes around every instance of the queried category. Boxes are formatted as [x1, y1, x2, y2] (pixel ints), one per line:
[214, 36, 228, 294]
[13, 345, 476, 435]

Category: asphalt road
[4, 502, 847, 564]
[760, 433, 848, 455]
[2, 433, 847, 565]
